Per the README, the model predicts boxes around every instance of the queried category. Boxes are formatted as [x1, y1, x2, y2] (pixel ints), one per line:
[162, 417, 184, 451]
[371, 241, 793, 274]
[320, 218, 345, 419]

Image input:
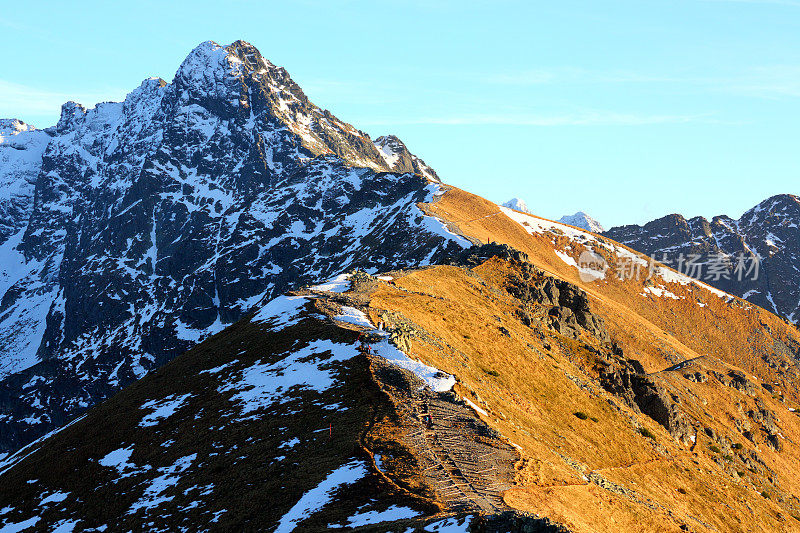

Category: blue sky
[2, 0, 799, 227]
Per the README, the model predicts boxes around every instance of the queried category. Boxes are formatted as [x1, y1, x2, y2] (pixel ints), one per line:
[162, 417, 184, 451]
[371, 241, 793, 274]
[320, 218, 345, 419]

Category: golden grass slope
[345, 185, 800, 531]
[362, 259, 800, 532]
[427, 186, 800, 398]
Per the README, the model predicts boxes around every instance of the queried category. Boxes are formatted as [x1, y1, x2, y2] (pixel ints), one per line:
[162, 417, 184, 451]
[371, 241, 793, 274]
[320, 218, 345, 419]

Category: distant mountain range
[502, 197, 531, 213]
[605, 194, 800, 324]
[558, 211, 605, 233]
[502, 198, 604, 233]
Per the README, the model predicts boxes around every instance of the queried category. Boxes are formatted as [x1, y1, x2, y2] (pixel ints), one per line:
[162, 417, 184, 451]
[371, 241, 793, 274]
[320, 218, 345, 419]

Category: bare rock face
[495, 253, 609, 342]
[727, 370, 758, 396]
[373, 135, 439, 181]
[684, 371, 708, 383]
[455, 242, 531, 265]
[0, 40, 470, 455]
[597, 356, 691, 441]
[477, 511, 572, 533]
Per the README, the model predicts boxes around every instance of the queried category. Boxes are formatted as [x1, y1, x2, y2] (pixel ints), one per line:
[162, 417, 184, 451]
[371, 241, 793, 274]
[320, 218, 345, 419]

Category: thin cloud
[485, 65, 800, 100]
[723, 65, 800, 98]
[360, 111, 713, 126]
[485, 67, 687, 85]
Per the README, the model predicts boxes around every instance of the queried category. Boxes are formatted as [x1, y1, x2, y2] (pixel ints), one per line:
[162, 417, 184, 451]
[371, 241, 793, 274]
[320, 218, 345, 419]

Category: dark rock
[684, 371, 708, 383]
[728, 371, 757, 396]
[475, 510, 571, 533]
[766, 433, 784, 452]
[453, 242, 530, 266]
[597, 356, 691, 440]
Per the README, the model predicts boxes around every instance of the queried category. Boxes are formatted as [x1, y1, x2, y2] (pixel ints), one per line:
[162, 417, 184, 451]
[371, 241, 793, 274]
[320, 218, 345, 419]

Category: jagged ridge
[0, 40, 468, 456]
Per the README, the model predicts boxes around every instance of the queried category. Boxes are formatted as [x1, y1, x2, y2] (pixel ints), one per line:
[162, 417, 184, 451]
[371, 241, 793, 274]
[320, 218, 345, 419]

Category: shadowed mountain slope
[0, 40, 467, 456]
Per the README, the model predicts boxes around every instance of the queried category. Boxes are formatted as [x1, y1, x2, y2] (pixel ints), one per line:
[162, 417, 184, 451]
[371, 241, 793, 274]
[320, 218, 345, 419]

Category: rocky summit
[0, 40, 470, 456]
[557, 211, 604, 233]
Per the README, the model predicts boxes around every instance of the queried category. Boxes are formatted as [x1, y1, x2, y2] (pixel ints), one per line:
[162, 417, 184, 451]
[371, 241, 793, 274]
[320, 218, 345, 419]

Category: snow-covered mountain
[0, 40, 471, 455]
[604, 194, 800, 322]
[0, 119, 51, 244]
[502, 197, 531, 213]
[557, 211, 604, 233]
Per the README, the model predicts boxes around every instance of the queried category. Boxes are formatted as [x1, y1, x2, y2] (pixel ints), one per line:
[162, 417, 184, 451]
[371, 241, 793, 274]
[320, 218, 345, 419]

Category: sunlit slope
[427, 186, 800, 402]
[365, 258, 800, 532]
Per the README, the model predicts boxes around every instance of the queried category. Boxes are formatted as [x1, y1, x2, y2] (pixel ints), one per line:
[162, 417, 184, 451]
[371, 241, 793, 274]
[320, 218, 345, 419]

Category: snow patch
[127, 454, 197, 514]
[220, 339, 357, 418]
[423, 516, 473, 532]
[0, 517, 40, 532]
[642, 286, 681, 300]
[274, 460, 367, 533]
[98, 446, 138, 477]
[334, 307, 373, 328]
[372, 335, 456, 392]
[139, 394, 192, 427]
[251, 295, 310, 329]
[39, 491, 69, 506]
[309, 273, 351, 293]
[333, 505, 420, 528]
[465, 398, 488, 416]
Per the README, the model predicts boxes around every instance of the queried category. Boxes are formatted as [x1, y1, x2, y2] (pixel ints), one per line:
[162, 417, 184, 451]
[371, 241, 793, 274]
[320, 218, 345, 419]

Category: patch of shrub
[638, 427, 656, 440]
[731, 443, 743, 450]
[573, 411, 589, 420]
[485, 369, 499, 377]
[761, 491, 770, 499]
[709, 445, 721, 454]
[737, 471, 745, 477]
[677, 488, 687, 495]
[589, 416, 599, 423]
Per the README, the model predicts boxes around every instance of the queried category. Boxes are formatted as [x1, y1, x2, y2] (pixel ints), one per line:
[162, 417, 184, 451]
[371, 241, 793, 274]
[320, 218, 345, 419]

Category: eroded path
[372, 360, 518, 513]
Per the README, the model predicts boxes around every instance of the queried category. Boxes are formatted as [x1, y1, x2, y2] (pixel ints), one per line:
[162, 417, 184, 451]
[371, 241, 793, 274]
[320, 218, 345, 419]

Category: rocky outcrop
[466, 246, 613, 343]
[373, 135, 439, 181]
[453, 242, 530, 266]
[476, 511, 572, 533]
[597, 356, 691, 441]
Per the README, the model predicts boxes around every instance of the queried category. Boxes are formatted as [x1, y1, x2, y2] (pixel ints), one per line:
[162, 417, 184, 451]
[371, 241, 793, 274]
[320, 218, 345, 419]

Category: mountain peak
[502, 197, 531, 213]
[0, 119, 36, 136]
[0, 39, 454, 456]
[56, 101, 87, 133]
[557, 211, 605, 233]
[373, 135, 440, 181]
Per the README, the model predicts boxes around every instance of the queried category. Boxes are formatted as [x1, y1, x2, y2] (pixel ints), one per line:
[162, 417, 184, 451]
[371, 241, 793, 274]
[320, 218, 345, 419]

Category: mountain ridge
[604, 193, 800, 323]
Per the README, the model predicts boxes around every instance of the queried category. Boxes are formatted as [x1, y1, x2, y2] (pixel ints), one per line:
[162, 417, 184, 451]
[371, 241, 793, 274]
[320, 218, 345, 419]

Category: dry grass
[363, 250, 800, 531]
